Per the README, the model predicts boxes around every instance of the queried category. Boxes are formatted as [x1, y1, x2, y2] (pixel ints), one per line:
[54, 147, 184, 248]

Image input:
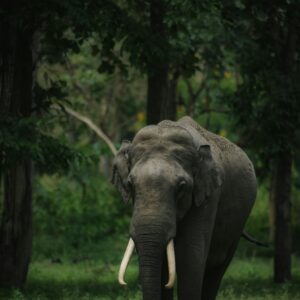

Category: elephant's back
[178, 116, 256, 183]
[179, 116, 257, 234]
[201, 123, 257, 210]
[178, 116, 241, 153]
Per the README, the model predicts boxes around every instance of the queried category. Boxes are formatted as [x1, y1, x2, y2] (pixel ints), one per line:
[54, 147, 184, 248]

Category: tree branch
[55, 105, 117, 156]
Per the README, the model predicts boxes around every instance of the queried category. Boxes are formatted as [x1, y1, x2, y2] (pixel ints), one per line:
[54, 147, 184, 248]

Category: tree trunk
[269, 167, 276, 243]
[146, 0, 176, 125]
[0, 9, 33, 288]
[273, 152, 292, 283]
[147, 67, 177, 125]
[0, 163, 33, 287]
[273, 4, 297, 283]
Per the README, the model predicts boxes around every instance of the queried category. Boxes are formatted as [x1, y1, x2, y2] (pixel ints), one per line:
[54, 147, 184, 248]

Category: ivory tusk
[165, 239, 176, 289]
[118, 238, 135, 286]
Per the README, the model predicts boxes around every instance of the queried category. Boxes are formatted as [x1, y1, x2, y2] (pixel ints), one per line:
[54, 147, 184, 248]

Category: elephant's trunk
[136, 231, 164, 300]
[118, 237, 176, 296]
[118, 209, 176, 299]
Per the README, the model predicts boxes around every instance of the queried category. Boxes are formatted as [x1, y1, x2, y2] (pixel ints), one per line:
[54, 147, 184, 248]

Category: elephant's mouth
[118, 237, 176, 289]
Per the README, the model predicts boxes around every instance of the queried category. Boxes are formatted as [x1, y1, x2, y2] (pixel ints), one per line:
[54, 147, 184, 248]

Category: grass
[218, 257, 300, 300]
[1, 236, 300, 299]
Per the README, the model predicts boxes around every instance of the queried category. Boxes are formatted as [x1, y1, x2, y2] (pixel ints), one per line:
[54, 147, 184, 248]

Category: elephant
[112, 116, 256, 300]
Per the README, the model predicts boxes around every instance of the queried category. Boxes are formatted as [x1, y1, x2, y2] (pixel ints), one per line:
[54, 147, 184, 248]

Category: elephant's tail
[242, 231, 269, 247]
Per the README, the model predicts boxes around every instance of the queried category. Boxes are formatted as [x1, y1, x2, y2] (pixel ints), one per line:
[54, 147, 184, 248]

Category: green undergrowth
[1, 235, 300, 300]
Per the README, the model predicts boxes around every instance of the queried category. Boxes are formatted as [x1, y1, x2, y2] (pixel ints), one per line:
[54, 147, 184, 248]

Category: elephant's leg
[161, 253, 173, 300]
[201, 239, 240, 300]
[175, 196, 219, 300]
[176, 238, 207, 300]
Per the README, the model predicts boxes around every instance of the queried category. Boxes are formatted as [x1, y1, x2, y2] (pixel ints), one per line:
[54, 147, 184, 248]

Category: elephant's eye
[177, 180, 186, 194]
[127, 176, 135, 196]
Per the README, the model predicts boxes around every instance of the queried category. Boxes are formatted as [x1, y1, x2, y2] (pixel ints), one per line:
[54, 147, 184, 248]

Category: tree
[0, 0, 88, 287]
[93, 0, 224, 124]
[146, 0, 175, 123]
[223, 1, 300, 282]
[0, 3, 35, 287]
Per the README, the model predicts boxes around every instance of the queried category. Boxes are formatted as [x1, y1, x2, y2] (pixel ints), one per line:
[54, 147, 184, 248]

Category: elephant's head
[112, 119, 222, 300]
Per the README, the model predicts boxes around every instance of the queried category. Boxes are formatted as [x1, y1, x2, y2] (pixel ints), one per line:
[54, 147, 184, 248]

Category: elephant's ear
[111, 140, 132, 203]
[193, 141, 222, 207]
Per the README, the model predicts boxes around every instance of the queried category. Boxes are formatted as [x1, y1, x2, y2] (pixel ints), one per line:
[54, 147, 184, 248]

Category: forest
[0, 0, 300, 299]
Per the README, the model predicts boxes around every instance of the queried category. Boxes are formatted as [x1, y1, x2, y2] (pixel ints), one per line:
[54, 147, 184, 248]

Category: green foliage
[38, 38, 146, 143]
[34, 1, 92, 60]
[0, 1, 96, 176]
[223, 1, 300, 167]
[28, 38, 145, 262]
[87, 0, 227, 78]
[0, 117, 83, 173]
[32, 170, 131, 259]
[176, 68, 238, 144]
[33, 81, 68, 113]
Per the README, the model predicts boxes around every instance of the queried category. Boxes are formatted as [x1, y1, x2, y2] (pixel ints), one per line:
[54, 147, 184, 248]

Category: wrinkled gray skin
[112, 116, 256, 300]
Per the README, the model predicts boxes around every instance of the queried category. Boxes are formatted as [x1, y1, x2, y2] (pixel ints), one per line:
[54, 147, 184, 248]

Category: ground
[1, 236, 300, 300]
